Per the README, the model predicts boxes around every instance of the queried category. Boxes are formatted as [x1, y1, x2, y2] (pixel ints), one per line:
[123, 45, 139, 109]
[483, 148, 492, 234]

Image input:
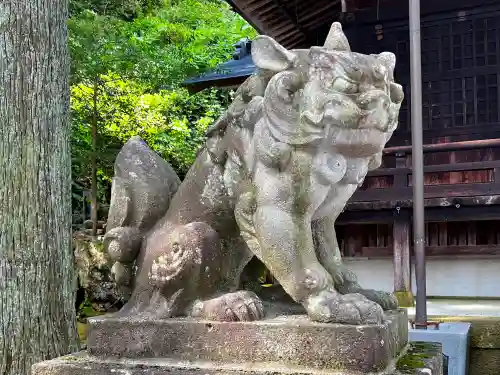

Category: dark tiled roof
[183, 54, 255, 86]
[183, 39, 256, 91]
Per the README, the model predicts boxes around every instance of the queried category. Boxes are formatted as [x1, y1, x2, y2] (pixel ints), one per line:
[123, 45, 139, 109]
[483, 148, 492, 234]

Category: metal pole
[409, 0, 427, 329]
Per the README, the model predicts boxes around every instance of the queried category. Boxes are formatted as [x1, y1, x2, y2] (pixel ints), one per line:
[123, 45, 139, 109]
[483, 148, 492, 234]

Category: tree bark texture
[0, 1, 80, 374]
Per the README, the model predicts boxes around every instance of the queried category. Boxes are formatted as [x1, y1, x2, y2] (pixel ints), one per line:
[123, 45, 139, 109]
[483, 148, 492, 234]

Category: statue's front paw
[304, 289, 383, 325]
[357, 289, 399, 311]
[191, 291, 265, 322]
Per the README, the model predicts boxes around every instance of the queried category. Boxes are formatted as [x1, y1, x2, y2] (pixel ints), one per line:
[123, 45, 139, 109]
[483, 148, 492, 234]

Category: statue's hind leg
[312, 216, 398, 311]
[109, 222, 210, 319]
[117, 222, 264, 321]
[184, 236, 264, 322]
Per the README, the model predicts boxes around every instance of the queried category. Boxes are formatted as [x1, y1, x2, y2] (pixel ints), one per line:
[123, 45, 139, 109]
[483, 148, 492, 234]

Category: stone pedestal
[33, 309, 443, 375]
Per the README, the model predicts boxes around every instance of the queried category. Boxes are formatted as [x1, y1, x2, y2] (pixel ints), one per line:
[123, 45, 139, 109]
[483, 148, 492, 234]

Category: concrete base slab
[87, 310, 408, 373]
[32, 342, 443, 375]
[409, 323, 470, 375]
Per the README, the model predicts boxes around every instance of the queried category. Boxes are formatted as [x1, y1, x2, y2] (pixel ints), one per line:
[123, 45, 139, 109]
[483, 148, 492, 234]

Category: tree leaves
[69, 0, 256, 88]
[70, 0, 256, 205]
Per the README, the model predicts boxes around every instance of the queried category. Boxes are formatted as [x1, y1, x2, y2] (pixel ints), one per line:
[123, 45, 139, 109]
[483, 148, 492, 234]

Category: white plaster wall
[344, 257, 500, 298]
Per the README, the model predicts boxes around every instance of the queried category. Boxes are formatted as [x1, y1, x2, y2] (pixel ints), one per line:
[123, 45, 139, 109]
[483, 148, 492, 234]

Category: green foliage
[69, 0, 256, 87]
[71, 76, 231, 197]
[70, 0, 255, 209]
[70, 0, 162, 19]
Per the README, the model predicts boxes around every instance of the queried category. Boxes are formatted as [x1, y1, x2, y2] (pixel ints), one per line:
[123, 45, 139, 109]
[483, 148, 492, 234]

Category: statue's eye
[332, 77, 358, 94]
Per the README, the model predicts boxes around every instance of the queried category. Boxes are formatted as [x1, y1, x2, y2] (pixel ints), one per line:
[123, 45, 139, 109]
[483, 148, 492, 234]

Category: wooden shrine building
[185, 0, 500, 301]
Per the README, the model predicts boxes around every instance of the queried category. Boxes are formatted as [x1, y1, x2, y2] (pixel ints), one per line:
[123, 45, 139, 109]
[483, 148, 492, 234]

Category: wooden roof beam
[258, 12, 290, 27]
[277, 32, 308, 49]
[225, 0, 266, 34]
[298, 1, 340, 24]
[302, 11, 340, 29]
[271, 23, 299, 39]
[245, 1, 278, 13]
[269, 0, 314, 45]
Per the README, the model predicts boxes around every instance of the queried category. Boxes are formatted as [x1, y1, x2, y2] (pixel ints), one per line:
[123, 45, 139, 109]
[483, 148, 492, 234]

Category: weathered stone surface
[86, 310, 407, 372]
[73, 232, 123, 308]
[104, 21, 403, 325]
[106, 136, 181, 233]
[469, 348, 500, 375]
[103, 136, 181, 299]
[467, 317, 500, 349]
[394, 342, 443, 375]
[411, 314, 500, 349]
[32, 341, 442, 375]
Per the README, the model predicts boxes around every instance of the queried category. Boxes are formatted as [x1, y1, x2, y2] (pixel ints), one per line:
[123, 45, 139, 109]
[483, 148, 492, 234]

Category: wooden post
[468, 222, 477, 245]
[438, 222, 447, 247]
[429, 222, 439, 246]
[394, 152, 407, 186]
[392, 210, 414, 307]
[344, 225, 362, 257]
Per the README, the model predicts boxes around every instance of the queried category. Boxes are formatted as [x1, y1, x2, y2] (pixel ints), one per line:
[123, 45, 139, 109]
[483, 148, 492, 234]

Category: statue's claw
[355, 289, 399, 311]
[339, 280, 399, 311]
[304, 289, 384, 325]
[336, 269, 399, 311]
[191, 291, 265, 322]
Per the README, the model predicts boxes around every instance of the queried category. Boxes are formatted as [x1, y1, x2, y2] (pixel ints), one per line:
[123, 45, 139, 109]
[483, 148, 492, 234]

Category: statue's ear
[377, 52, 396, 72]
[252, 35, 296, 72]
[376, 52, 396, 81]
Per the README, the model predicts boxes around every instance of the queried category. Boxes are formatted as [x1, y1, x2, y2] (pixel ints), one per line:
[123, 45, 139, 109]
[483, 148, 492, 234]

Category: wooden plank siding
[340, 147, 500, 259]
[349, 148, 500, 207]
[336, 220, 500, 258]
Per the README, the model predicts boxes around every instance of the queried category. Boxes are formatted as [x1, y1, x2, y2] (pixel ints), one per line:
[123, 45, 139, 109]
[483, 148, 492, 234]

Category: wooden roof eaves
[228, 0, 312, 47]
[303, 11, 341, 30]
[258, 8, 288, 23]
[245, 0, 278, 13]
[269, 0, 314, 44]
[260, 14, 291, 28]
[277, 32, 308, 48]
[272, 23, 299, 38]
[225, 0, 266, 34]
[298, 1, 340, 24]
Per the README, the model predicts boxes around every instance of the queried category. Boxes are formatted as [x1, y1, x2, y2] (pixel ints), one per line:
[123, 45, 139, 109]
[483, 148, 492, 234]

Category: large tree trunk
[0, 1, 80, 374]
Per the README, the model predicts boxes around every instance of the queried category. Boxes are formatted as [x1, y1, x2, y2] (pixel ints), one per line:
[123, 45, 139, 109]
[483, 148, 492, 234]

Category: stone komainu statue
[104, 22, 404, 324]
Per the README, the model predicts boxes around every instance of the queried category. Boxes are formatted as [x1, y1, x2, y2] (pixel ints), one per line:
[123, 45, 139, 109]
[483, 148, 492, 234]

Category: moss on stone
[394, 291, 415, 308]
[395, 342, 442, 374]
[77, 322, 88, 343]
[469, 348, 500, 375]
[92, 240, 105, 253]
[62, 355, 80, 361]
[405, 315, 500, 374]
